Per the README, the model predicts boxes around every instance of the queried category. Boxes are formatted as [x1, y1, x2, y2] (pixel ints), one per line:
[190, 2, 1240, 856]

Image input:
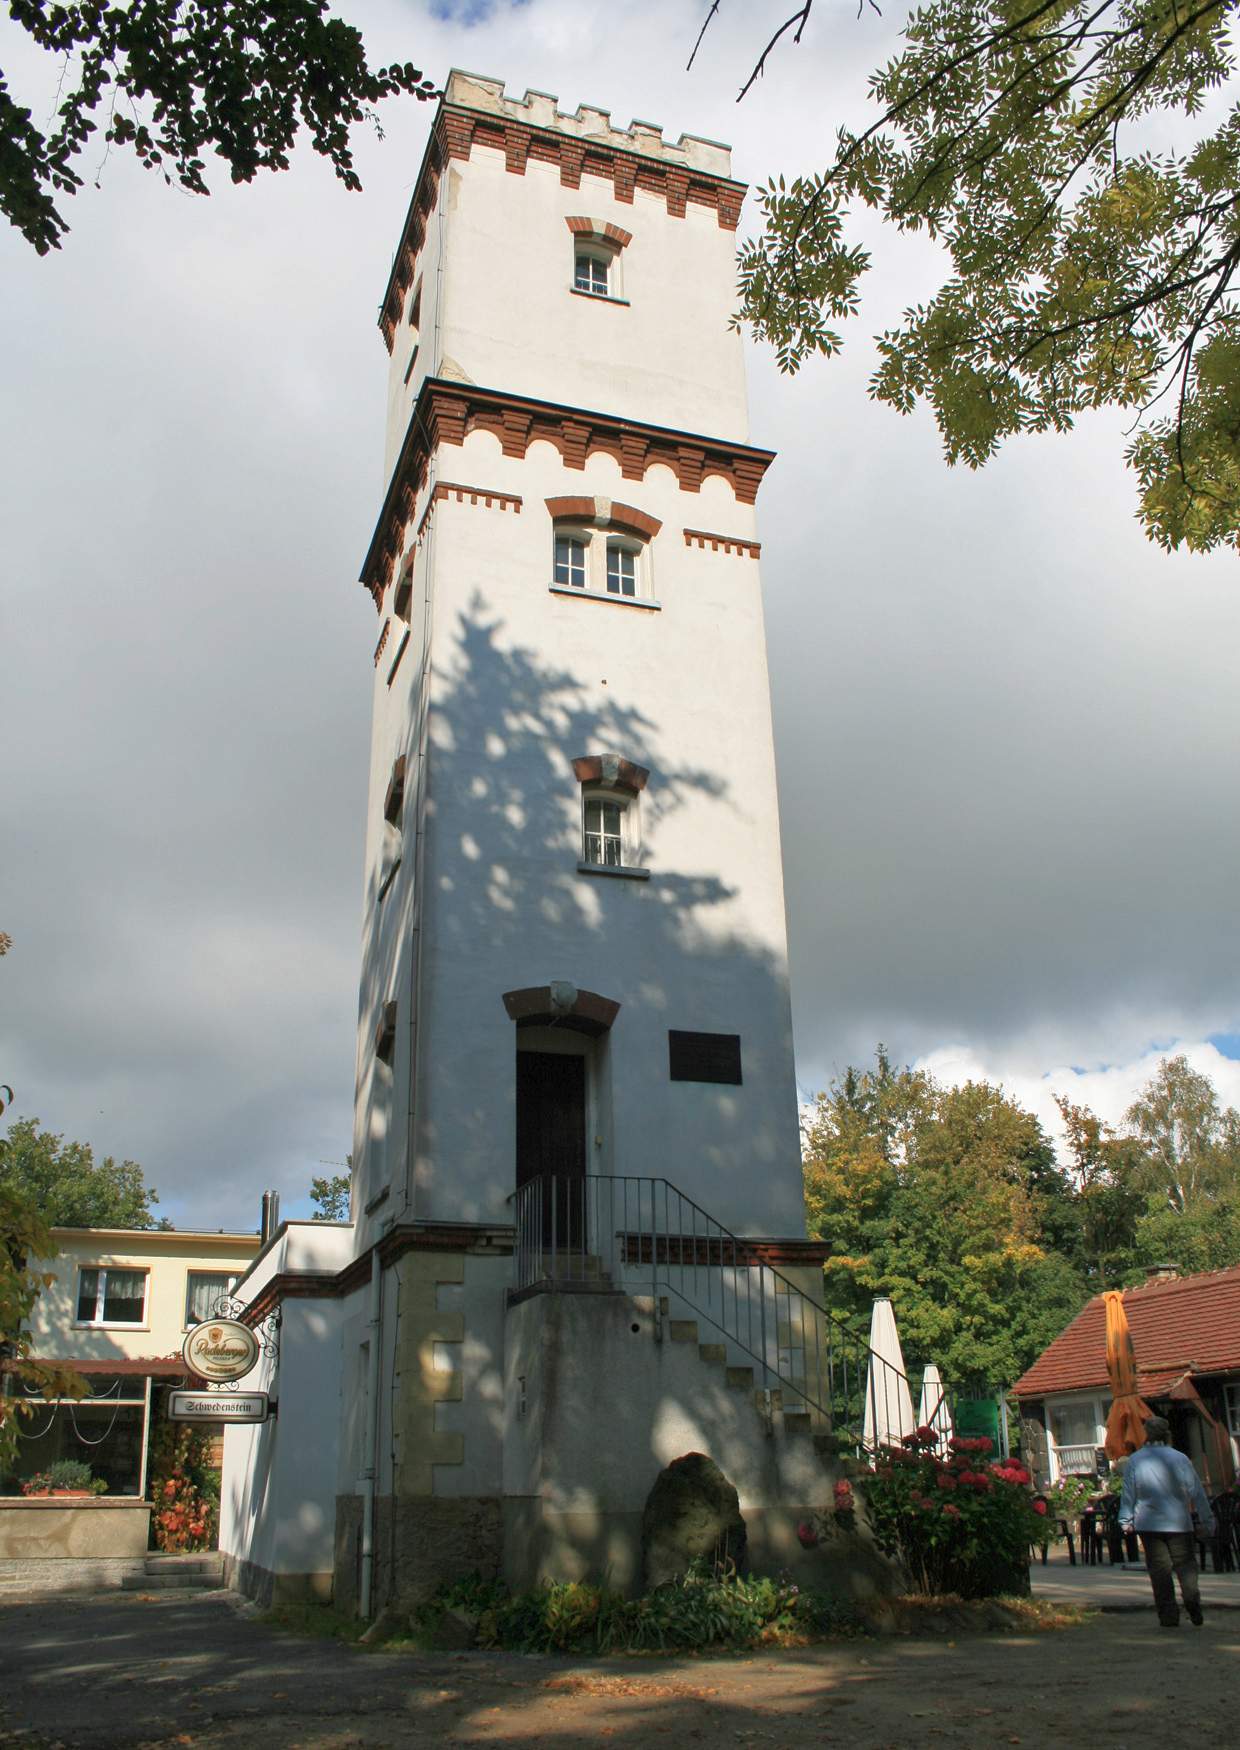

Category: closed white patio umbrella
[863, 1296, 916, 1452]
[917, 1362, 954, 1454]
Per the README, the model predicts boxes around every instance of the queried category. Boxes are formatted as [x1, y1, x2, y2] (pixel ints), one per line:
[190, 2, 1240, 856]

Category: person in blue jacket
[1118, 1415, 1216, 1627]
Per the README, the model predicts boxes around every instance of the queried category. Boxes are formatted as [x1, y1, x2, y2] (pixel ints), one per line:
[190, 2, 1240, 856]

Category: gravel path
[1, 1589, 1235, 1748]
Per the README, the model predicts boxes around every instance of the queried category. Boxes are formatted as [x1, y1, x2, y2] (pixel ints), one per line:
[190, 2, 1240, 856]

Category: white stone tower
[222, 73, 845, 1614]
[352, 70, 801, 1248]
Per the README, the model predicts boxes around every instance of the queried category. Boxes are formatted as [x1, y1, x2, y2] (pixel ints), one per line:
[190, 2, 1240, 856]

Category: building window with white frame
[606, 541, 637, 597]
[572, 755, 651, 881]
[75, 1266, 148, 1326]
[185, 1271, 236, 1327]
[573, 245, 612, 297]
[554, 534, 588, 590]
[583, 794, 626, 868]
[548, 509, 657, 607]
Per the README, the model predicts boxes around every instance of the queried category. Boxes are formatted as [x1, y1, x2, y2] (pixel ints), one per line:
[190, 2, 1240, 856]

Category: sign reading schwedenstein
[182, 1318, 259, 1383]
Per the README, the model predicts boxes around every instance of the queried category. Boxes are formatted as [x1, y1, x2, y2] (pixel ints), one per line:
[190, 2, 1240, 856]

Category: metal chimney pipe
[260, 1189, 282, 1246]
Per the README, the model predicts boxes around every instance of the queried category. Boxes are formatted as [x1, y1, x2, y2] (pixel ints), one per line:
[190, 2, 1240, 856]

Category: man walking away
[1118, 1416, 1216, 1627]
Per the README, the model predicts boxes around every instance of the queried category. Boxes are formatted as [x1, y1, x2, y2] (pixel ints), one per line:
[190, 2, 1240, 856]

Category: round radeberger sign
[182, 1318, 260, 1383]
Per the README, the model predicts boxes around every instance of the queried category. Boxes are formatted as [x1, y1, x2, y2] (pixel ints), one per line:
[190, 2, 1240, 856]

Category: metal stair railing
[508, 1172, 938, 1450]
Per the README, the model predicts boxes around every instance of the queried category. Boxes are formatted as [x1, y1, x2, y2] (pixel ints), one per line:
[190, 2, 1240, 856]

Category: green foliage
[861, 1429, 1045, 1597]
[310, 1170, 351, 1222]
[2, 1, 437, 254]
[1122, 1054, 1240, 1214]
[805, 1050, 1240, 1392]
[0, 1116, 164, 1229]
[802, 1051, 1088, 1385]
[1058, 1058, 1240, 1281]
[730, 0, 1240, 550]
[0, 1188, 86, 1474]
[47, 1458, 93, 1490]
[415, 1564, 865, 1654]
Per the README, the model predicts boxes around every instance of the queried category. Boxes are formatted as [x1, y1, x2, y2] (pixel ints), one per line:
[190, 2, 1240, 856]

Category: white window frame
[580, 785, 643, 874]
[573, 241, 619, 299]
[605, 538, 639, 598]
[1045, 1391, 1111, 1481]
[1225, 1382, 1240, 1436]
[554, 530, 590, 590]
[184, 1270, 238, 1329]
[550, 525, 652, 604]
[75, 1265, 149, 1328]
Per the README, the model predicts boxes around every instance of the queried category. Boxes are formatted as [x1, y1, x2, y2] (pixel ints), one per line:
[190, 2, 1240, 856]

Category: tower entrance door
[516, 1049, 586, 1248]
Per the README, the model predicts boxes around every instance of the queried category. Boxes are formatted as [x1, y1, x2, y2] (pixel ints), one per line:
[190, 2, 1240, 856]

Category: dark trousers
[1139, 1531, 1202, 1624]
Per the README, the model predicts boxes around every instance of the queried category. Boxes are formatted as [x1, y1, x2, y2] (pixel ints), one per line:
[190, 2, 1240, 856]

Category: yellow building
[8, 1225, 260, 1500]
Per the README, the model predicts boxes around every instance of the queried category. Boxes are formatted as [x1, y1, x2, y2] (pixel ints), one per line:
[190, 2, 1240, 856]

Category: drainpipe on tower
[359, 1247, 382, 1619]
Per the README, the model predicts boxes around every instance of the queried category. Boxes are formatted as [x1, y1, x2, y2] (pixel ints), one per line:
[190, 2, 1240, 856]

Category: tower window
[584, 796, 625, 868]
[574, 249, 611, 296]
[606, 542, 637, 598]
[554, 535, 588, 589]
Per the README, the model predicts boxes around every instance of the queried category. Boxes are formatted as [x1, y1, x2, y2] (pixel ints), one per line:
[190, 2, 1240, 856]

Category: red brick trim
[571, 755, 650, 794]
[378, 104, 747, 346]
[545, 496, 662, 539]
[502, 985, 621, 1037]
[414, 480, 524, 546]
[373, 620, 391, 668]
[360, 380, 774, 606]
[565, 216, 634, 249]
[683, 528, 761, 558]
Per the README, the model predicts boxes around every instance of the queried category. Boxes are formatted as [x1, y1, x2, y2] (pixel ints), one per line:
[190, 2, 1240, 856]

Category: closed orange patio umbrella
[1104, 1289, 1153, 1460]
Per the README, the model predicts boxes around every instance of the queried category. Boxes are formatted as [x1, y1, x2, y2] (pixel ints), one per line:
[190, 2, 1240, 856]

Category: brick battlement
[444, 69, 733, 178]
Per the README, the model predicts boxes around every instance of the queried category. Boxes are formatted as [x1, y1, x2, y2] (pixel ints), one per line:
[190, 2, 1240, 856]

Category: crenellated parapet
[377, 70, 747, 352]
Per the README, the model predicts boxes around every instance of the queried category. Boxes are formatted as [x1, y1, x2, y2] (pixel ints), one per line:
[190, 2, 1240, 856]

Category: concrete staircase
[122, 1552, 225, 1592]
[663, 1299, 816, 1435]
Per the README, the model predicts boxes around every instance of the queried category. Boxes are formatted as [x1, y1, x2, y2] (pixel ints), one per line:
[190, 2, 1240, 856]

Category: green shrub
[415, 1563, 865, 1654]
[48, 1459, 93, 1491]
[859, 1427, 1045, 1599]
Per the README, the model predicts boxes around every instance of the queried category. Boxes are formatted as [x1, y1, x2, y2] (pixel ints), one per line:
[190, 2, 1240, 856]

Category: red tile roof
[1014, 1265, 1240, 1399]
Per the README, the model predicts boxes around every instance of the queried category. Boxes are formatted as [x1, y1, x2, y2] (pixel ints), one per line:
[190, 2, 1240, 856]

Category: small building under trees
[1014, 1263, 1240, 1492]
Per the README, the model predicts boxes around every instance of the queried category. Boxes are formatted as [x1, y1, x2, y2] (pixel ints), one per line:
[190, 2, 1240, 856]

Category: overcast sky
[3, 0, 1238, 1230]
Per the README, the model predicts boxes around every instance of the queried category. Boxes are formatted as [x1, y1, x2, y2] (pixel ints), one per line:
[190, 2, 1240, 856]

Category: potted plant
[48, 1459, 97, 1497]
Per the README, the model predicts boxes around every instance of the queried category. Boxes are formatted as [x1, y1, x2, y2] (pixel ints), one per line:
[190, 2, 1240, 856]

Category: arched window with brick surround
[547, 497, 662, 608]
[566, 216, 633, 302]
[571, 754, 650, 880]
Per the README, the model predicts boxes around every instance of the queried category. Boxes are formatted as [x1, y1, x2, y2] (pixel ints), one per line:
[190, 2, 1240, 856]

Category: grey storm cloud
[2, 0, 1238, 1225]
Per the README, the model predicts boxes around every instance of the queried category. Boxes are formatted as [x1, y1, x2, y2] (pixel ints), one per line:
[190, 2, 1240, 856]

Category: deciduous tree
[0, 1190, 85, 1474]
[0, 1116, 166, 1229]
[802, 1052, 1088, 1385]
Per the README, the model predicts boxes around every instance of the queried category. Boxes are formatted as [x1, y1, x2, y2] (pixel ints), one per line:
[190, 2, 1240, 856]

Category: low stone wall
[0, 1498, 152, 1560]
[0, 1499, 154, 1593]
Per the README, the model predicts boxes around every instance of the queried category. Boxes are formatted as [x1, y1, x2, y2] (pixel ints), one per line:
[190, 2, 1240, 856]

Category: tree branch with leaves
[2, 0, 436, 254]
[698, 0, 1240, 551]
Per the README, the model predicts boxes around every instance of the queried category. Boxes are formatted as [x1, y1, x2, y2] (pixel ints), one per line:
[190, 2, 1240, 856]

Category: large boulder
[641, 1452, 747, 1589]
